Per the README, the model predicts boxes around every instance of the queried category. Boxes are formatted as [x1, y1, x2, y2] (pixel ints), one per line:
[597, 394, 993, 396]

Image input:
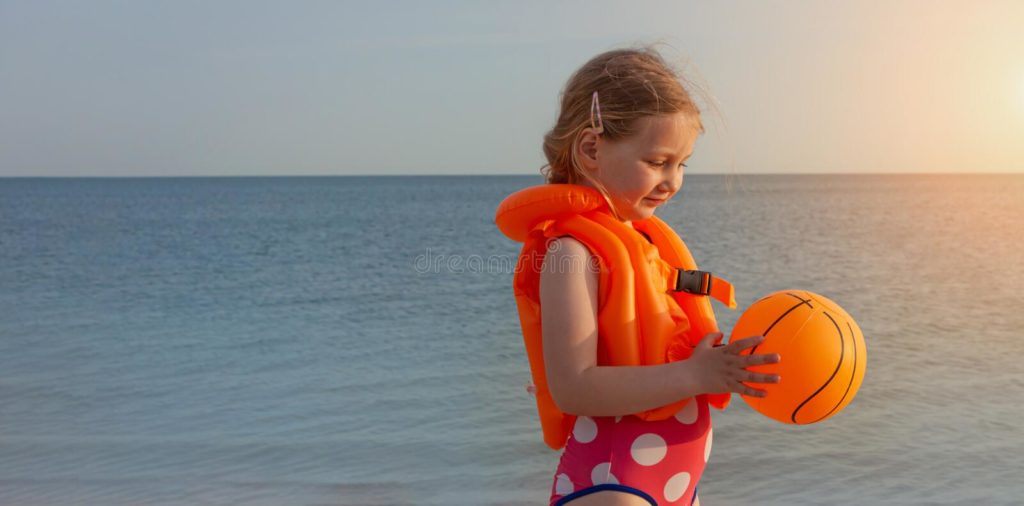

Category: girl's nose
[667, 171, 684, 193]
[660, 176, 681, 194]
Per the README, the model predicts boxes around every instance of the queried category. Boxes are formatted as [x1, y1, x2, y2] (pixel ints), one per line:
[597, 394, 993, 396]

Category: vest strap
[675, 269, 712, 295]
[674, 269, 737, 309]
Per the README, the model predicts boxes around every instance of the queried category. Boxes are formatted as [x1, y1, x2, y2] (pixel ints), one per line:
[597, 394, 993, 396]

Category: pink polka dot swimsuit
[549, 395, 712, 505]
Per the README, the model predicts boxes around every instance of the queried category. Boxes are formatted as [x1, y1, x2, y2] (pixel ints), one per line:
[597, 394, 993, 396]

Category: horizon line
[1, 171, 1023, 179]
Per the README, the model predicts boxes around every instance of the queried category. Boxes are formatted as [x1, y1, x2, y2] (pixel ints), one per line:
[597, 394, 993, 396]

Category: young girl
[495, 47, 781, 506]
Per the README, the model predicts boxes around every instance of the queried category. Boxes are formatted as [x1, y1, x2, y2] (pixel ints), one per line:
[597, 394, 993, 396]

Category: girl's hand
[687, 332, 781, 397]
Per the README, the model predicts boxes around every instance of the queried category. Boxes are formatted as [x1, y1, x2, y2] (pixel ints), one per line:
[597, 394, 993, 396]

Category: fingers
[744, 371, 781, 384]
[744, 352, 781, 367]
[698, 332, 724, 348]
[738, 352, 781, 386]
[725, 335, 764, 353]
[737, 383, 769, 398]
[705, 333, 782, 399]
[722, 336, 781, 366]
[733, 371, 780, 398]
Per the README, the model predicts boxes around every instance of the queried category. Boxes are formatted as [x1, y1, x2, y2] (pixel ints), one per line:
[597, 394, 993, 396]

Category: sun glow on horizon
[1019, 72, 1024, 114]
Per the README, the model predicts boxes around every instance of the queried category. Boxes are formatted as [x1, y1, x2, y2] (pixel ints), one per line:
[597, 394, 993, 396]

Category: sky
[1, 0, 1023, 177]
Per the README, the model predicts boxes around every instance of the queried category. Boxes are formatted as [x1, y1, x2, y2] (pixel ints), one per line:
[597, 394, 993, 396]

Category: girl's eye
[647, 160, 688, 168]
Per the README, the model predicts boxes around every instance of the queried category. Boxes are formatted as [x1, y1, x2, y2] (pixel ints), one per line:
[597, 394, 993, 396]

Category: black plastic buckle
[675, 269, 713, 296]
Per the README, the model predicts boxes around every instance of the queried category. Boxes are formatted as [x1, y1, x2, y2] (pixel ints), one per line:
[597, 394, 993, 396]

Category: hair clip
[590, 90, 604, 133]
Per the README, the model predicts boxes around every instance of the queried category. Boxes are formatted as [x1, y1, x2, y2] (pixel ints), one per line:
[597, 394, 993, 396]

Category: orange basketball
[730, 290, 866, 424]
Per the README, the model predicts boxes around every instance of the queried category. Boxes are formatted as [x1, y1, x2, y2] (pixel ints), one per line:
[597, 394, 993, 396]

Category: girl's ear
[576, 128, 601, 172]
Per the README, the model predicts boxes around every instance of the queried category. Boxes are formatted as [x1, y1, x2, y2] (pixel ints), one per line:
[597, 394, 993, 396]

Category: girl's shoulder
[546, 235, 591, 258]
[542, 235, 599, 280]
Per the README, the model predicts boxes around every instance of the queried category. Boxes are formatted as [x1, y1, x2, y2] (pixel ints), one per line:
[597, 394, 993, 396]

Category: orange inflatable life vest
[495, 184, 738, 450]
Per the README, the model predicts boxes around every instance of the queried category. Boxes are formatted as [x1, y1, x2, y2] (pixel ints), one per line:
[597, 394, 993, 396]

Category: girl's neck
[574, 179, 631, 226]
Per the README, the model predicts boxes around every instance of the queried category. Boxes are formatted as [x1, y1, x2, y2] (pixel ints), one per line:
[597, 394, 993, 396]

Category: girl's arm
[540, 237, 779, 417]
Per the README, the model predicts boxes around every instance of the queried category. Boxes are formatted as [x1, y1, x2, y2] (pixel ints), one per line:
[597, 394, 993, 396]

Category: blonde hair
[540, 44, 707, 218]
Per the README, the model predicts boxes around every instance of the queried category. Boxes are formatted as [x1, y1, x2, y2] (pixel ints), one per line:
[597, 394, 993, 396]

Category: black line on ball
[750, 293, 813, 355]
[791, 311, 844, 424]
[809, 320, 860, 424]
[786, 292, 813, 306]
[809, 316, 859, 423]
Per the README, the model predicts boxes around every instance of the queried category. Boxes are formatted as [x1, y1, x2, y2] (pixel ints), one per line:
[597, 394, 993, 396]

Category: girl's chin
[612, 200, 656, 222]
[624, 207, 656, 221]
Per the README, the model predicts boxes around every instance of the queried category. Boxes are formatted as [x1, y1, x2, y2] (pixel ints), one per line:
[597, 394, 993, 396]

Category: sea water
[1, 174, 1022, 505]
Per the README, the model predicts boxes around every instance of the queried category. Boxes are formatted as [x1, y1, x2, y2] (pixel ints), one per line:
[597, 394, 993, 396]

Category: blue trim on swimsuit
[554, 484, 657, 505]
[554, 483, 698, 505]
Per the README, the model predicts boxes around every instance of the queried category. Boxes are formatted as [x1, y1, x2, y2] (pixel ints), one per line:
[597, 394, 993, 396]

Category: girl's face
[579, 112, 698, 223]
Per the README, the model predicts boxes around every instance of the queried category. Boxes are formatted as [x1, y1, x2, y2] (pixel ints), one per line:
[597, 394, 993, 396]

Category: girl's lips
[644, 197, 666, 205]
